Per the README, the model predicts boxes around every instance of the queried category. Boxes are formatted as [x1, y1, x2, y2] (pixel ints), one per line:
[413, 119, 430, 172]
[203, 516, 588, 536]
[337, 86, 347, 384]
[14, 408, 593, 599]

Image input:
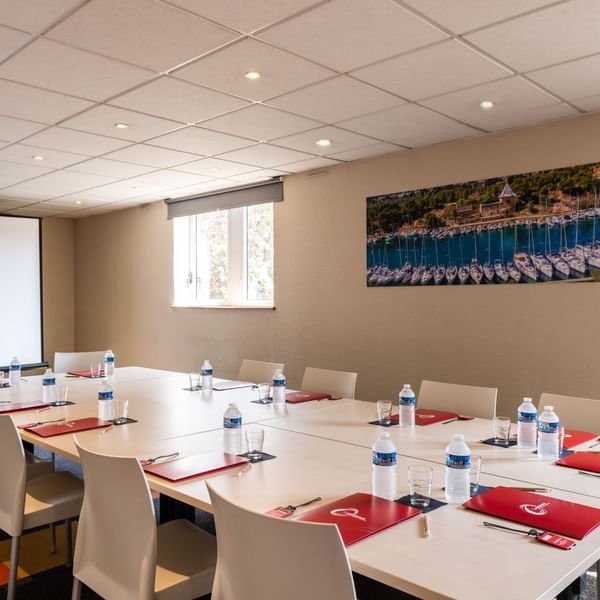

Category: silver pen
[423, 514, 431, 537]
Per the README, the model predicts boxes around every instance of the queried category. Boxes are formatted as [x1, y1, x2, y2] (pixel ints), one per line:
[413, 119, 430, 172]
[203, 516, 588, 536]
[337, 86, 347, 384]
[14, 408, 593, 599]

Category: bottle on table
[42, 368, 58, 404]
[8, 356, 21, 386]
[271, 368, 286, 404]
[399, 384, 416, 427]
[371, 431, 397, 500]
[517, 397, 537, 449]
[103, 349, 115, 380]
[444, 434, 471, 503]
[201, 360, 213, 391]
[537, 405, 560, 460]
[97, 379, 115, 421]
[223, 402, 242, 454]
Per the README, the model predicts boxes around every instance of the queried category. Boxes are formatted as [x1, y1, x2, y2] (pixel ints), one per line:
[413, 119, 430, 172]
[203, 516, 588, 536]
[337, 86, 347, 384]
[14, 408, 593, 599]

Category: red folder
[20, 417, 112, 437]
[294, 492, 421, 546]
[410, 409, 458, 426]
[286, 391, 331, 404]
[562, 430, 598, 449]
[556, 452, 600, 474]
[67, 369, 104, 378]
[463, 486, 600, 540]
[142, 452, 249, 482]
[0, 401, 50, 414]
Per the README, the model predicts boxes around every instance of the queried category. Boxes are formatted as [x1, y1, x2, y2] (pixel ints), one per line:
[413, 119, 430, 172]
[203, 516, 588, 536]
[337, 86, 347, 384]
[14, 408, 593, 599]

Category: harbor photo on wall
[367, 162, 600, 287]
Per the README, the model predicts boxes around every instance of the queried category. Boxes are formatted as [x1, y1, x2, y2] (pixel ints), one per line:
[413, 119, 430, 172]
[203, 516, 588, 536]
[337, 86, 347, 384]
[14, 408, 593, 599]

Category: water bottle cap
[403, 384, 411, 388]
[523, 397, 533, 402]
[452, 434, 464, 440]
[107, 349, 112, 353]
[544, 405, 554, 411]
[228, 402, 237, 407]
[380, 431, 390, 439]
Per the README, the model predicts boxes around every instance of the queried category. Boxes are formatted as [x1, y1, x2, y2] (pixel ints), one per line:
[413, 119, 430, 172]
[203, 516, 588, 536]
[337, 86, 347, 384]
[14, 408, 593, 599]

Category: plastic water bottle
[517, 397, 537, 449]
[272, 368, 286, 404]
[537, 405, 560, 460]
[399, 384, 416, 427]
[103, 349, 115, 380]
[201, 360, 213, 391]
[8, 357, 21, 386]
[223, 403, 242, 454]
[445, 434, 471, 503]
[97, 379, 114, 421]
[42, 368, 58, 404]
[371, 432, 397, 500]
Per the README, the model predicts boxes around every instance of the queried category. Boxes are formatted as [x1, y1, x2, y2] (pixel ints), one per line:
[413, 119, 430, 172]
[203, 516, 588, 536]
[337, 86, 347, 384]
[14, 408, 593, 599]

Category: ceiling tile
[2, 170, 116, 196]
[9, 204, 71, 216]
[148, 126, 253, 156]
[258, 0, 447, 72]
[61, 106, 182, 142]
[66, 179, 169, 201]
[0, 25, 31, 61]
[23, 127, 129, 155]
[0, 161, 53, 188]
[326, 142, 402, 162]
[47, 0, 238, 72]
[0, 198, 26, 211]
[402, 0, 558, 34]
[421, 77, 577, 131]
[102, 144, 200, 168]
[174, 38, 334, 101]
[571, 94, 600, 113]
[272, 126, 378, 155]
[350, 40, 511, 101]
[0, 0, 85, 34]
[172, 157, 256, 177]
[110, 76, 248, 124]
[201, 105, 320, 142]
[0, 39, 155, 101]
[130, 170, 213, 188]
[0, 144, 88, 169]
[227, 169, 286, 182]
[0, 115, 47, 142]
[165, 0, 323, 33]
[0, 79, 94, 124]
[267, 76, 403, 122]
[67, 158, 157, 178]
[276, 157, 342, 173]
[527, 54, 600, 101]
[218, 143, 313, 168]
[465, 0, 600, 72]
[338, 104, 478, 146]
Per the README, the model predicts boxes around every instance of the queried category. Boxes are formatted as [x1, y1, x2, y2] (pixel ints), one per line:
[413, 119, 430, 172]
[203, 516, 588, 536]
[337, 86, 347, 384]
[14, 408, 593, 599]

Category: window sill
[171, 304, 275, 310]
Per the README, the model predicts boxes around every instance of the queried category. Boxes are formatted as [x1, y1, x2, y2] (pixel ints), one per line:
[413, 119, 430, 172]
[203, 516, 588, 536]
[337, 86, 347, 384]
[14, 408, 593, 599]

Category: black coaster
[471, 484, 494, 497]
[480, 437, 518, 448]
[251, 399, 273, 405]
[182, 386, 202, 392]
[395, 495, 447, 513]
[0, 382, 10, 388]
[49, 401, 76, 407]
[368, 419, 399, 427]
[238, 451, 276, 464]
[532, 448, 574, 458]
[109, 417, 138, 426]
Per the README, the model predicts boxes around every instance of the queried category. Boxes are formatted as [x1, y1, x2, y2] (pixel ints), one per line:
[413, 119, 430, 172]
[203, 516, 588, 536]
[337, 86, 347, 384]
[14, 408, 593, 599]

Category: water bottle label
[399, 395, 416, 406]
[539, 421, 559, 433]
[43, 378, 56, 386]
[224, 416, 242, 429]
[105, 356, 115, 363]
[9, 364, 20, 371]
[518, 411, 537, 423]
[372, 451, 397, 466]
[272, 379, 285, 387]
[446, 453, 471, 469]
[98, 391, 113, 400]
[201, 368, 213, 376]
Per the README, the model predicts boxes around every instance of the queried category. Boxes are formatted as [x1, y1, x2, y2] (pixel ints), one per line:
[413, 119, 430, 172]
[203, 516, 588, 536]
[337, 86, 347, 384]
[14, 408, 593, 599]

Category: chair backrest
[206, 483, 356, 600]
[237, 359, 284, 384]
[301, 367, 358, 399]
[418, 380, 497, 419]
[54, 351, 106, 373]
[539, 393, 600, 432]
[73, 442, 157, 600]
[0, 415, 26, 536]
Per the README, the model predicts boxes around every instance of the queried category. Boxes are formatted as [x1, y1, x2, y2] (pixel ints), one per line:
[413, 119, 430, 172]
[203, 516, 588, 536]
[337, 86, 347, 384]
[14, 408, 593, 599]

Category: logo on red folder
[330, 508, 367, 522]
[520, 502, 550, 516]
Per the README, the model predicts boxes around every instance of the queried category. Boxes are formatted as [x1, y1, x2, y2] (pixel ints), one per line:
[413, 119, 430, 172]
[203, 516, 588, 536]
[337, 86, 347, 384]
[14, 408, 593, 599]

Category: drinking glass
[377, 400, 392, 425]
[114, 399, 129, 424]
[245, 428, 265, 460]
[470, 455, 482, 494]
[90, 363, 102, 378]
[54, 385, 69, 406]
[188, 372, 200, 390]
[407, 465, 433, 507]
[559, 426, 565, 455]
[492, 416, 511, 445]
[256, 383, 272, 404]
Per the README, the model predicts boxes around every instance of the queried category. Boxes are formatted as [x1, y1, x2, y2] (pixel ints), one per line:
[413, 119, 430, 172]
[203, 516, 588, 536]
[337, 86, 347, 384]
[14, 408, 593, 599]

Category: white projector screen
[0, 216, 43, 368]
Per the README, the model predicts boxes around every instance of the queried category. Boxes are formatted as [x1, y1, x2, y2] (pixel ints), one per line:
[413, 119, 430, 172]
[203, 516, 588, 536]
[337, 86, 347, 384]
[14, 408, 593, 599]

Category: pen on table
[510, 487, 551, 492]
[588, 440, 600, 448]
[422, 514, 431, 537]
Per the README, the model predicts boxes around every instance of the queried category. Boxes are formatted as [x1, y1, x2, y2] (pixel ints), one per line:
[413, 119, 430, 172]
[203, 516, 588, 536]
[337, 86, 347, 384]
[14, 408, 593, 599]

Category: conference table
[3, 367, 600, 600]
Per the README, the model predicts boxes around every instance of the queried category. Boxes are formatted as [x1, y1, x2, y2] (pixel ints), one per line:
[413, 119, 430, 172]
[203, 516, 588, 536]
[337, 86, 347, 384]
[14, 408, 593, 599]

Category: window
[173, 203, 274, 307]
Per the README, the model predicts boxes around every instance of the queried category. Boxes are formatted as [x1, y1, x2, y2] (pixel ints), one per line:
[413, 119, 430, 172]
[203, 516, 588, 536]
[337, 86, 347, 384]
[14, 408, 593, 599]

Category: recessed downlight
[211, 167, 220, 172]
[479, 100, 494, 110]
[75, 200, 83, 205]
[32, 155, 44, 161]
[132, 185, 141, 190]
[114, 122, 129, 129]
[316, 138, 332, 147]
[244, 71, 261, 80]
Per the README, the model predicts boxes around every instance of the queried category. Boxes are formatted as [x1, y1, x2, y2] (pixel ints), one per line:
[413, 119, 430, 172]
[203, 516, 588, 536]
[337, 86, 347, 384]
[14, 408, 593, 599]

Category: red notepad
[67, 369, 104, 378]
[20, 417, 112, 437]
[0, 401, 50, 414]
[294, 492, 421, 546]
[464, 486, 600, 540]
[556, 452, 600, 474]
[142, 452, 249, 482]
[405, 409, 459, 426]
[562, 430, 598, 449]
[286, 391, 331, 403]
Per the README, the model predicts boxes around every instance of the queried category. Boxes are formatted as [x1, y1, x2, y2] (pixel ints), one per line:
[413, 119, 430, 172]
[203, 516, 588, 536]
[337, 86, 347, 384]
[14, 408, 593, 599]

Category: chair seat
[155, 519, 217, 600]
[25, 451, 53, 481]
[23, 472, 83, 531]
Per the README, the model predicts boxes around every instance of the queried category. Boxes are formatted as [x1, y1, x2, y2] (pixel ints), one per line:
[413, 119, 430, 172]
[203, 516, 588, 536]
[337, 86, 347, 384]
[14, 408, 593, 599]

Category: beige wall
[74, 112, 600, 415]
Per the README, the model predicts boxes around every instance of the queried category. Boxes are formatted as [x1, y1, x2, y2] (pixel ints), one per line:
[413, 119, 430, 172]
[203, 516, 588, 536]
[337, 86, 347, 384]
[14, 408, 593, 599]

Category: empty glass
[492, 416, 511, 445]
[188, 372, 200, 390]
[256, 383, 272, 404]
[470, 455, 482, 494]
[114, 399, 129, 424]
[377, 400, 392, 425]
[407, 465, 433, 507]
[90, 363, 102, 378]
[559, 426, 565, 455]
[245, 428, 265, 460]
[54, 385, 69, 406]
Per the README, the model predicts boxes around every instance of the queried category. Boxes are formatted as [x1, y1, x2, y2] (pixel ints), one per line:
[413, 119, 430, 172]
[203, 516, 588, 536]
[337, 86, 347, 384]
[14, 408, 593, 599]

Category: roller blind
[165, 178, 283, 219]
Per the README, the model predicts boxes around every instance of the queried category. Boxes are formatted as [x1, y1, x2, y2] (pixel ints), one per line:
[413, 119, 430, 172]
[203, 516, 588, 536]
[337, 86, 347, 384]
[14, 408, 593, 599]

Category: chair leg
[49, 522, 57, 553]
[71, 577, 82, 600]
[7, 535, 21, 600]
[65, 518, 73, 568]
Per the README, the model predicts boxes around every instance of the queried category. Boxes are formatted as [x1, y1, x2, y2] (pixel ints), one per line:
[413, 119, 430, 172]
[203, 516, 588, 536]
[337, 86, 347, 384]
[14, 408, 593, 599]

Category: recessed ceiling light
[114, 122, 129, 129]
[75, 200, 82, 205]
[316, 138, 332, 147]
[244, 71, 261, 80]
[132, 185, 141, 190]
[32, 155, 44, 161]
[479, 100, 494, 110]
[211, 167, 220, 172]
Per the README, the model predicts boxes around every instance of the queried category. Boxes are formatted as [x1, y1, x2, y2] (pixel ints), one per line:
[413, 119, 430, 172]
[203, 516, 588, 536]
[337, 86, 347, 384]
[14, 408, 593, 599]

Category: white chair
[301, 367, 358, 399]
[72, 443, 216, 600]
[0, 415, 83, 600]
[538, 392, 600, 431]
[53, 351, 106, 373]
[417, 380, 497, 419]
[206, 482, 357, 600]
[237, 359, 284, 383]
